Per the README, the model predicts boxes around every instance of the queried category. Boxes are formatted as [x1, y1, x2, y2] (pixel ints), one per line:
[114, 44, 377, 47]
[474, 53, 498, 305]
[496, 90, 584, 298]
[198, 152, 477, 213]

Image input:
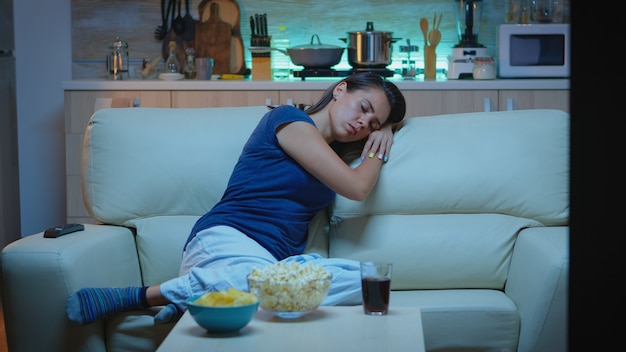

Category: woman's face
[330, 84, 391, 143]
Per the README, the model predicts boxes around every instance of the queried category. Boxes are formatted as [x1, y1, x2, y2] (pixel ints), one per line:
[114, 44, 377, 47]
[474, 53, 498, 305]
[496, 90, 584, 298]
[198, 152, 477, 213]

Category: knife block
[252, 56, 271, 80]
[251, 36, 272, 80]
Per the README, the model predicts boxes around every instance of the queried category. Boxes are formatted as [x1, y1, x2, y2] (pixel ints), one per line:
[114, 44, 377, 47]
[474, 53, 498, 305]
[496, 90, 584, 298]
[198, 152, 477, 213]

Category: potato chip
[193, 287, 258, 307]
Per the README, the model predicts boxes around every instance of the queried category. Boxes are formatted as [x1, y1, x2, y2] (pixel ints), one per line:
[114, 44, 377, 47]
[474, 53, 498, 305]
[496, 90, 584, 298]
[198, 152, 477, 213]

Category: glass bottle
[271, 25, 291, 79]
[183, 47, 197, 79]
[165, 41, 180, 74]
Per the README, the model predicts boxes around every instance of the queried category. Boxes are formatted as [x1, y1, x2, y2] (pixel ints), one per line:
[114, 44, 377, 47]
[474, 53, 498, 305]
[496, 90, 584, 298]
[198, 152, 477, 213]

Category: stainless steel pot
[340, 22, 400, 68]
[285, 34, 344, 68]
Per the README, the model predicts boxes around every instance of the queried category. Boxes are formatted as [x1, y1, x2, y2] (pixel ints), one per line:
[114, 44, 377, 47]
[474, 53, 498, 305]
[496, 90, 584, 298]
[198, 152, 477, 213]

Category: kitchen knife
[255, 14, 261, 37]
[250, 15, 256, 37]
[262, 14, 267, 36]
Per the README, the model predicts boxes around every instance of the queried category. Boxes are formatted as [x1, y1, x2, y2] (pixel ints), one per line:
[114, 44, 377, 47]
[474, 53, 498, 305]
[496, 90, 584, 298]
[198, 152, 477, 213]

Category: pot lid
[347, 21, 393, 34]
[290, 34, 342, 50]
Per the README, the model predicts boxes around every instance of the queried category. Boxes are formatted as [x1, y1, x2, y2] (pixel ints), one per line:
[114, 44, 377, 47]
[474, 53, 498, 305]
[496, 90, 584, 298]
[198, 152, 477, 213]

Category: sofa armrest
[1, 224, 142, 352]
[505, 226, 569, 352]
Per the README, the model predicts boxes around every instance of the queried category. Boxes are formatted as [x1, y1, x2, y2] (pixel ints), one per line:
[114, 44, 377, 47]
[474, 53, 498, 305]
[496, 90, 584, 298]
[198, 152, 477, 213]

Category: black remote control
[43, 223, 85, 238]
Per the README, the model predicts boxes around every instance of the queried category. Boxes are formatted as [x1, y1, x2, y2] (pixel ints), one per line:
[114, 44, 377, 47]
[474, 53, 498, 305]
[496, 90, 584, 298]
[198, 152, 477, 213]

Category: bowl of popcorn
[186, 287, 259, 332]
[247, 261, 332, 319]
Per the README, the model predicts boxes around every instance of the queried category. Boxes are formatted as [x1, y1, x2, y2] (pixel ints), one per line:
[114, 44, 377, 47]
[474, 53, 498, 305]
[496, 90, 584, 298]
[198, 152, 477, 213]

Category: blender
[446, 0, 488, 79]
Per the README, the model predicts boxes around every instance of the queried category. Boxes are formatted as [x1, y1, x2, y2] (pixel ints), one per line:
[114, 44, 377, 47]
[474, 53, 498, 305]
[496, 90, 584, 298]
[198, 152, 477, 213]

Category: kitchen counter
[62, 77, 570, 91]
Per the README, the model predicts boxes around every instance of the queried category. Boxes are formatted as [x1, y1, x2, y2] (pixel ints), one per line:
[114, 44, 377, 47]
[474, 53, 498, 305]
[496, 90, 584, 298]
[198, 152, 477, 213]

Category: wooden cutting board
[195, 0, 246, 74]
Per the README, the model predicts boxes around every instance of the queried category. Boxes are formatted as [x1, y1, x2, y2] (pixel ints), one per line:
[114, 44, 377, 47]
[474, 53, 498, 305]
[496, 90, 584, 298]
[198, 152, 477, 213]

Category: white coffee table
[157, 305, 425, 352]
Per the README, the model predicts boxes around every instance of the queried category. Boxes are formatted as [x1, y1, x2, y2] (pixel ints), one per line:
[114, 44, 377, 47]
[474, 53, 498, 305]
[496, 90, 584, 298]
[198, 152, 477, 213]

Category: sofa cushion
[126, 216, 200, 286]
[331, 109, 570, 226]
[128, 212, 329, 286]
[329, 213, 540, 289]
[82, 106, 268, 224]
[105, 309, 174, 352]
[391, 289, 519, 351]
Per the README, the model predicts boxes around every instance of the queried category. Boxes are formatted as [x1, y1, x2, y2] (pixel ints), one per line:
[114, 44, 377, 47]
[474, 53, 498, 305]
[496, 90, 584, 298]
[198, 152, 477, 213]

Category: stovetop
[293, 68, 395, 80]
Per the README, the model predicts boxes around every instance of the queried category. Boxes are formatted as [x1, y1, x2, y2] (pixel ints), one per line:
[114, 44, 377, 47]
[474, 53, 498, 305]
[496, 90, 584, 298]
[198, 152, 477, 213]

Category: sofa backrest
[82, 106, 268, 224]
[328, 109, 570, 290]
[331, 109, 570, 226]
[82, 107, 569, 288]
[83, 106, 274, 285]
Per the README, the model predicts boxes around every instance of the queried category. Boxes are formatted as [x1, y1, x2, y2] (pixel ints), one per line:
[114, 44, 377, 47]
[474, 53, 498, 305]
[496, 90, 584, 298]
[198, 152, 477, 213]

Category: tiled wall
[71, 0, 561, 79]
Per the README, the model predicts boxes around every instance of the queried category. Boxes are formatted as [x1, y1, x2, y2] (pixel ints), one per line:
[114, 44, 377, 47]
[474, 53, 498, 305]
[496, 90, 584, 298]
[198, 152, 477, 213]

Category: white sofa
[1, 106, 569, 352]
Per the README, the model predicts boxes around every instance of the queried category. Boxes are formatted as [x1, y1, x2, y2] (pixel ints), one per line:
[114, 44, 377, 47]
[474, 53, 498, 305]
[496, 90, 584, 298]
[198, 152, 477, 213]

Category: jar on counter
[107, 36, 129, 80]
[472, 57, 496, 80]
[398, 44, 419, 79]
[183, 48, 197, 79]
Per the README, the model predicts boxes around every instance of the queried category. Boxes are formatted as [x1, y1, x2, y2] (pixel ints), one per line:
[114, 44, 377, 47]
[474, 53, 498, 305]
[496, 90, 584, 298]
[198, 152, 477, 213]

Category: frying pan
[250, 34, 344, 69]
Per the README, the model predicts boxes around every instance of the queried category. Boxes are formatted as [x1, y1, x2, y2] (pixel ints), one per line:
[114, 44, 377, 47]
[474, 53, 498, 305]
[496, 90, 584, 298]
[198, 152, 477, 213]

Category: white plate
[159, 73, 184, 81]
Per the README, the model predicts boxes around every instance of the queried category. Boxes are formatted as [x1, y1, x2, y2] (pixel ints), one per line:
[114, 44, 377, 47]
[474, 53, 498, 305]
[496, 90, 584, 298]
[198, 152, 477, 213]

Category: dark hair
[306, 72, 406, 124]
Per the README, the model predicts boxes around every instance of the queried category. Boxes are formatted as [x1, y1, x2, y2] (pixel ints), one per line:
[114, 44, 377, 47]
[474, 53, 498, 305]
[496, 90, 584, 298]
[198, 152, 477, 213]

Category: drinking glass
[360, 261, 392, 315]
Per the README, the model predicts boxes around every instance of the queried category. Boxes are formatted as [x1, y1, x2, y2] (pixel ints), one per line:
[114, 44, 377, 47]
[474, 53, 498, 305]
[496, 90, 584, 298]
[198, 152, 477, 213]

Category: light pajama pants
[159, 226, 363, 311]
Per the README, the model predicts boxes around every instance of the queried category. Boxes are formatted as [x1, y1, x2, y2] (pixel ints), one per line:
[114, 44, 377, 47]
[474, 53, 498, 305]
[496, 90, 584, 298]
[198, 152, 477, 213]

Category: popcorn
[248, 261, 332, 313]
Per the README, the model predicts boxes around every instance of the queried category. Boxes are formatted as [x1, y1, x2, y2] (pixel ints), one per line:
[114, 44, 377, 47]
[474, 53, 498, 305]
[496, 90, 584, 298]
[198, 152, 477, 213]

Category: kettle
[107, 36, 129, 80]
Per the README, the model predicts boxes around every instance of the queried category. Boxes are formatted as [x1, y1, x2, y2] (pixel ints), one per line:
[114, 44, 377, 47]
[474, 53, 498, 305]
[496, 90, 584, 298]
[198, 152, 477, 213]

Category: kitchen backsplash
[71, 0, 568, 79]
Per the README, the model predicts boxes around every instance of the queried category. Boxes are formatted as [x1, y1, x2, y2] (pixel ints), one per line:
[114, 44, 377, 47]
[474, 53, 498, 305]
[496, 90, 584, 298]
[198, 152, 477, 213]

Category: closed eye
[368, 120, 381, 131]
[361, 100, 380, 131]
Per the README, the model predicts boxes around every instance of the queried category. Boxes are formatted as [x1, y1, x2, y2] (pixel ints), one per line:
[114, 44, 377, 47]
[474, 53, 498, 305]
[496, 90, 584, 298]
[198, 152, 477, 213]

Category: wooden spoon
[429, 28, 442, 49]
[420, 18, 429, 46]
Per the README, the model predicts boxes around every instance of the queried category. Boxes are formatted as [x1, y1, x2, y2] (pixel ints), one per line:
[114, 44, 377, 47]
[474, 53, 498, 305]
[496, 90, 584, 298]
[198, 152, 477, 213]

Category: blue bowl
[186, 296, 259, 332]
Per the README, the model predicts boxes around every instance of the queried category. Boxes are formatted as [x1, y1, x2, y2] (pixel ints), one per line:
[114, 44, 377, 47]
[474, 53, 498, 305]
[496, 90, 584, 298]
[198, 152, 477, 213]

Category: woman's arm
[277, 121, 391, 201]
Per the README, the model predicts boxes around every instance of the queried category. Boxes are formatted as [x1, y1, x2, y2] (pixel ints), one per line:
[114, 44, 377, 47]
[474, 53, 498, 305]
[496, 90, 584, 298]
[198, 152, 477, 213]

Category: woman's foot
[66, 286, 149, 324]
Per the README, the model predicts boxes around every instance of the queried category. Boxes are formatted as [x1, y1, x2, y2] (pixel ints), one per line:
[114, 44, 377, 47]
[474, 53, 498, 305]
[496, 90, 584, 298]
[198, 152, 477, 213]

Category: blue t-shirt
[186, 105, 336, 260]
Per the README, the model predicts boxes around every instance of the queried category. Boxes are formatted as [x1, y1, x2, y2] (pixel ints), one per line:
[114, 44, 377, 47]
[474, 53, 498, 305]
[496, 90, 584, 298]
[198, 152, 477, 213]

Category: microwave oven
[497, 24, 570, 78]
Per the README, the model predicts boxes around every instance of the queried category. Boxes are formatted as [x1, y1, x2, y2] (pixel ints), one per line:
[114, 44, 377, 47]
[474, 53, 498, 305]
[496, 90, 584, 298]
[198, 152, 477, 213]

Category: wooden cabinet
[402, 90, 499, 117]
[402, 89, 568, 117]
[172, 91, 279, 107]
[279, 90, 324, 107]
[170, 90, 326, 108]
[498, 90, 569, 112]
[64, 82, 569, 223]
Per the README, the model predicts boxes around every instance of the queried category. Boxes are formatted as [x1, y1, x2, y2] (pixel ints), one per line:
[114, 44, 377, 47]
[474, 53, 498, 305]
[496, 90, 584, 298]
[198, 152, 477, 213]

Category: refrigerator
[0, 0, 21, 246]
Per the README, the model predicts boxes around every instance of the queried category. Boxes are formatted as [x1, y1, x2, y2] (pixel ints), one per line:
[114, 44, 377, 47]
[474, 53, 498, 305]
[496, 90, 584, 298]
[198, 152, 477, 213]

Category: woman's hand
[360, 124, 394, 162]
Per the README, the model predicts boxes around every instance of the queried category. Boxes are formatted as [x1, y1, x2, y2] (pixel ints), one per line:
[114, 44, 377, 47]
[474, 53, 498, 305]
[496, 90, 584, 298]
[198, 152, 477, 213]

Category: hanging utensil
[173, 0, 185, 35]
[182, 0, 196, 41]
[155, 0, 172, 40]
[420, 18, 429, 46]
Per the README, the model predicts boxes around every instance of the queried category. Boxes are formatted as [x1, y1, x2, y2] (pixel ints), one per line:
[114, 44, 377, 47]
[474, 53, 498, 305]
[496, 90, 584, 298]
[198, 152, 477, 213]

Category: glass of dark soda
[360, 261, 392, 315]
